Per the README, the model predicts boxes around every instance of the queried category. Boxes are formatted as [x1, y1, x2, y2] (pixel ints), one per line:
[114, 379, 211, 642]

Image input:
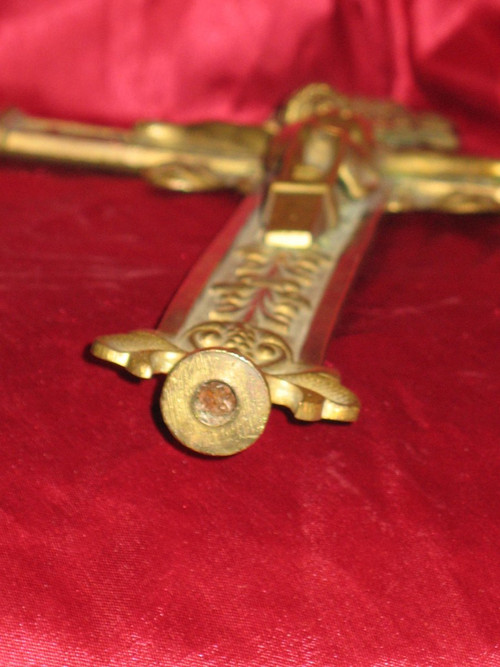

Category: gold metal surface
[3, 84, 500, 213]
[262, 121, 341, 248]
[91, 112, 382, 454]
[382, 150, 500, 212]
[0, 108, 270, 193]
[279, 83, 459, 150]
[4, 84, 500, 454]
[161, 348, 271, 456]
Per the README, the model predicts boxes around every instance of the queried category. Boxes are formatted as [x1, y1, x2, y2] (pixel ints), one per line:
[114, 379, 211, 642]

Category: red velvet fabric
[1, 2, 500, 665]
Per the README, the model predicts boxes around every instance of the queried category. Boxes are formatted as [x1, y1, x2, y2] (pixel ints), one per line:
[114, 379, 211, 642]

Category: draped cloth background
[1, 2, 499, 665]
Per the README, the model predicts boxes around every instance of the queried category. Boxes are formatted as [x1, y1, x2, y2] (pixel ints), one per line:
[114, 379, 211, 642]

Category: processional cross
[2, 84, 499, 455]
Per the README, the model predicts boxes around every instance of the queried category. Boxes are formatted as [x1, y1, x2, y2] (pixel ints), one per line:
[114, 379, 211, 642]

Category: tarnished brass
[161, 349, 271, 456]
[91, 112, 384, 455]
[3, 84, 500, 213]
[381, 151, 500, 213]
[0, 108, 270, 193]
[263, 120, 342, 248]
[4, 84, 500, 455]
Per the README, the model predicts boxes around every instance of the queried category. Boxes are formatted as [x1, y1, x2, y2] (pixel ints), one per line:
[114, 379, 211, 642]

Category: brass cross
[2, 84, 499, 455]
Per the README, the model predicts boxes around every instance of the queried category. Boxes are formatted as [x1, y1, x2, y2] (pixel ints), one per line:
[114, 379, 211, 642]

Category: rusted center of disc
[161, 348, 271, 455]
[192, 380, 238, 427]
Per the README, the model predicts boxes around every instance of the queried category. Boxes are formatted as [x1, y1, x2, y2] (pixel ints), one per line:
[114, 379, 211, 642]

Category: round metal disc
[160, 348, 271, 456]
